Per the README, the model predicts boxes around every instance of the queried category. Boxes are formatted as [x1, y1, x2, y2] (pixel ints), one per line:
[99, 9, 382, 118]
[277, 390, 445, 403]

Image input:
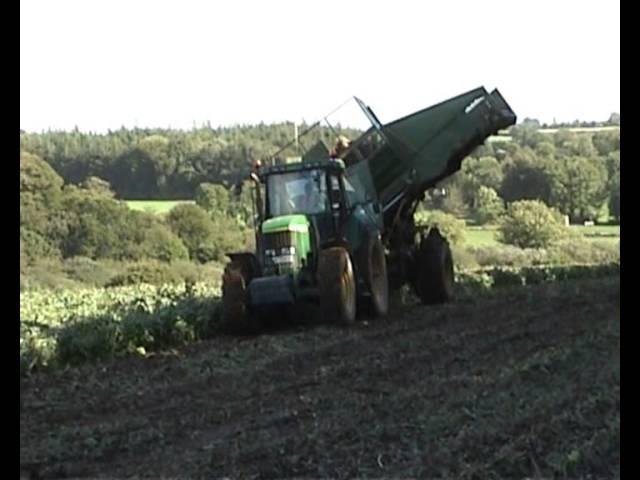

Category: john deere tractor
[222, 87, 516, 331]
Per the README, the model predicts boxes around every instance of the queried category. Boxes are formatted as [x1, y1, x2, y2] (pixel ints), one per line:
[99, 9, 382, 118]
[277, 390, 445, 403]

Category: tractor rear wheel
[318, 247, 357, 325]
[413, 228, 455, 305]
[221, 262, 260, 335]
[361, 234, 389, 317]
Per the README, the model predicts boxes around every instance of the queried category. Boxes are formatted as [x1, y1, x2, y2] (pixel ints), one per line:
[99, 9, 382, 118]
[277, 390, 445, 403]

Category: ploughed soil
[21, 277, 620, 479]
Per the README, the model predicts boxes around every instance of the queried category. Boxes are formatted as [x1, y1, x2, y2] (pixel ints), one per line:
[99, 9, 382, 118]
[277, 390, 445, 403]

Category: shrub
[208, 214, 252, 261]
[415, 210, 466, 245]
[62, 256, 117, 287]
[164, 260, 223, 285]
[498, 200, 571, 249]
[62, 194, 149, 260]
[20, 229, 61, 263]
[20, 258, 82, 291]
[57, 316, 121, 364]
[473, 186, 506, 225]
[194, 183, 230, 214]
[547, 239, 620, 265]
[467, 245, 548, 268]
[166, 204, 216, 261]
[106, 261, 183, 287]
[141, 223, 190, 262]
[19, 151, 63, 202]
[81, 176, 115, 198]
[451, 245, 480, 271]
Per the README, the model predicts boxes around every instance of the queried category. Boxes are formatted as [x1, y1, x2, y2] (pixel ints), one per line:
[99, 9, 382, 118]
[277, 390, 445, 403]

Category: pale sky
[20, 0, 620, 133]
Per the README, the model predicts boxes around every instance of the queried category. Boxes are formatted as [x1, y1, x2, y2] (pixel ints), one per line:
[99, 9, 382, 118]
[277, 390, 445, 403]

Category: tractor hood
[261, 214, 310, 234]
[260, 215, 313, 277]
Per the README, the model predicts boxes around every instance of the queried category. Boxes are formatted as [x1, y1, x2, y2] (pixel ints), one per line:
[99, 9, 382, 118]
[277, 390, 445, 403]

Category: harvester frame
[221, 87, 516, 332]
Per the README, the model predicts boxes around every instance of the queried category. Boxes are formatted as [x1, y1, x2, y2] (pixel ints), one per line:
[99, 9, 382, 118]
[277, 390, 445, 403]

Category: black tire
[360, 234, 389, 317]
[413, 228, 455, 305]
[318, 247, 357, 325]
[221, 262, 260, 335]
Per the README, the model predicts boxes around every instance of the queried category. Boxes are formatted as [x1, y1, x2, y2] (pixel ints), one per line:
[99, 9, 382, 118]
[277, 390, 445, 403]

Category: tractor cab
[255, 159, 350, 279]
[246, 97, 390, 280]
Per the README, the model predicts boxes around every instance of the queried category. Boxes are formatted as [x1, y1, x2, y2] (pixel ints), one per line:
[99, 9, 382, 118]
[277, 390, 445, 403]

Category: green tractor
[222, 88, 516, 331]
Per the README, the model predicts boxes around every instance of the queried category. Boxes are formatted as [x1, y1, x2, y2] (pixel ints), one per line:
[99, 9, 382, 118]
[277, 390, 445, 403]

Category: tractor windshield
[267, 169, 328, 217]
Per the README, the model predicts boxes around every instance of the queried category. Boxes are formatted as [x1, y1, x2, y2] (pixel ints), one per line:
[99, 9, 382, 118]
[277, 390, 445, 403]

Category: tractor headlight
[280, 246, 296, 255]
[265, 249, 276, 257]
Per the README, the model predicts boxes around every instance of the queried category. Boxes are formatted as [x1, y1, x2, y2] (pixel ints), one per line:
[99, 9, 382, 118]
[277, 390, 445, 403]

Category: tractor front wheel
[318, 247, 357, 325]
[221, 262, 260, 335]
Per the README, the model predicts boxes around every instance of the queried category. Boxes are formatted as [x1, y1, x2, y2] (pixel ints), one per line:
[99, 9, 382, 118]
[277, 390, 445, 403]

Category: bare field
[20, 277, 620, 479]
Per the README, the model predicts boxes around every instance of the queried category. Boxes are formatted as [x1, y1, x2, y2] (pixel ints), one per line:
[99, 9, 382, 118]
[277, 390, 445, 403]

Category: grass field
[487, 135, 512, 142]
[126, 200, 194, 215]
[466, 224, 620, 246]
[538, 126, 620, 134]
[124, 199, 620, 246]
[487, 125, 619, 143]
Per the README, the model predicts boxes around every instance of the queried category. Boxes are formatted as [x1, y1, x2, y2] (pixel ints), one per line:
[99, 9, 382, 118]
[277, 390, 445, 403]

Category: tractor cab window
[267, 169, 328, 217]
[329, 174, 344, 210]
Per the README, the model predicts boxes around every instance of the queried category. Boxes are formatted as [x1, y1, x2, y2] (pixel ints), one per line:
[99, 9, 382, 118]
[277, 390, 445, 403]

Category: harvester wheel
[361, 234, 389, 317]
[413, 228, 454, 305]
[318, 247, 357, 325]
[221, 262, 260, 335]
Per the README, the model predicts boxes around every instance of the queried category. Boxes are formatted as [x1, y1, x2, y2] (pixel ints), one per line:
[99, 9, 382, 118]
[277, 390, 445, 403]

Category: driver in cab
[299, 180, 324, 213]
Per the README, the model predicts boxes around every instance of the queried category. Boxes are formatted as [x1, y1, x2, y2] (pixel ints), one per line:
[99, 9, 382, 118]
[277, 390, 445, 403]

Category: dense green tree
[81, 176, 115, 198]
[510, 124, 543, 149]
[549, 156, 607, 223]
[165, 204, 216, 261]
[20, 151, 63, 202]
[20, 228, 61, 263]
[229, 179, 257, 227]
[21, 123, 618, 203]
[608, 170, 620, 222]
[141, 223, 190, 262]
[500, 153, 554, 205]
[534, 141, 556, 159]
[62, 195, 149, 260]
[592, 130, 620, 156]
[606, 151, 621, 222]
[194, 183, 231, 214]
[473, 186, 505, 225]
[461, 156, 504, 206]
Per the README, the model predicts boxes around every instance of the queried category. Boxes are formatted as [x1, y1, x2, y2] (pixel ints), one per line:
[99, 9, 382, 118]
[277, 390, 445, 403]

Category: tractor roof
[258, 158, 345, 177]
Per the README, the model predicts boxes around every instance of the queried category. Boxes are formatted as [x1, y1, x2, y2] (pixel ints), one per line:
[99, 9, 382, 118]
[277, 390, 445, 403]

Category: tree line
[427, 124, 620, 224]
[20, 120, 620, 224]
[20, 120, 620, 271]
[19, 123, 361, 200]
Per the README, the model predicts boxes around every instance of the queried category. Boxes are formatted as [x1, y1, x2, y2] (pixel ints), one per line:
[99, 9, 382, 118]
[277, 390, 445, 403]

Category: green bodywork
[261, 214, 312, 276]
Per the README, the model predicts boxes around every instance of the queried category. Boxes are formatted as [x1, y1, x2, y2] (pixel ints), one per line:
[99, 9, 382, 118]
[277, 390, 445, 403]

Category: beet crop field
[20, 268, 619, 479]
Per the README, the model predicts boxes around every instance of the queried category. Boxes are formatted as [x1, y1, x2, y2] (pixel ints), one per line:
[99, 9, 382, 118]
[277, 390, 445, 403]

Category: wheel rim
[340, 255, 356, 322]
[370, 241, 388, 312]
[341, 257, 354, 302]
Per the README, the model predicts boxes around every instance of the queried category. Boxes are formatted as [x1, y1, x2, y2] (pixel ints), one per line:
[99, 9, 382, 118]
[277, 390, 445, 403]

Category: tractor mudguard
[226, 252, 261, 282]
